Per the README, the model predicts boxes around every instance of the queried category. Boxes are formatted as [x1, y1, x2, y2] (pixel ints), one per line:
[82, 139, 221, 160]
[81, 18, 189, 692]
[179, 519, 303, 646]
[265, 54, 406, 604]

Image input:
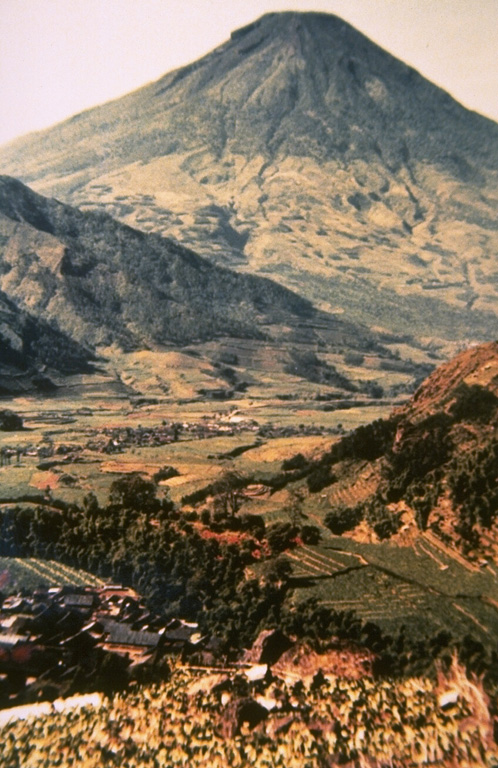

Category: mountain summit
[1, 12, 497, 347]
[3, 12, 496, 169]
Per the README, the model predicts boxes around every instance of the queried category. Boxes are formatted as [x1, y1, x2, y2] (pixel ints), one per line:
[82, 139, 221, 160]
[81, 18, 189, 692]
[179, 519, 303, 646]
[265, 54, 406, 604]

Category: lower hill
[0, 343, 497, 764]
[0, 289, 96, 395]
[287, 340, 498, 563]
[0, 175, 417, 394]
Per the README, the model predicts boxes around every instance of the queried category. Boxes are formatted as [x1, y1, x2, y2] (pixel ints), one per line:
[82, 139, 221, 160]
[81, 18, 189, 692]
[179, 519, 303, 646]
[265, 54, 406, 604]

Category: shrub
[300, 525, 321, 544]
[325, 505, 364, 535]
[240, 514, 266, 539]
[449, 383, 498, 423]
[200, 509, 211, 525]
[153, 466, 180, 483]
[282, 453, 309, 471]
[343, 352, 364, 366]
[307, 466, 336, 493]
[267, 522, 299, 553]
[108, 474, 160, 513]
[365, 499, 402, 540]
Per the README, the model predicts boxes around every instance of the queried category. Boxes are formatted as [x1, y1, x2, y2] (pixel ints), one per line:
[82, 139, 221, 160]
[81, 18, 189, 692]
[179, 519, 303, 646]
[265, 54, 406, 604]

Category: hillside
[0, 288, 96, 396]
[1, 12, 497, 345]
[0, 175, 404, 396]
[290, 341, 498, 562]
[0, 339, 496, 767]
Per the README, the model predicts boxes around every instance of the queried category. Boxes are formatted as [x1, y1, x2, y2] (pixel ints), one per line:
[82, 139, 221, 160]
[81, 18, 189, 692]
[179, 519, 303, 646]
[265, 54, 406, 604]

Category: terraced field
[286, 536, 498, 644]
[0, 557, 106, 591]
[285, 544, 365, 579]
[320, 580, 428, 623]
[324, 470, 378, 508]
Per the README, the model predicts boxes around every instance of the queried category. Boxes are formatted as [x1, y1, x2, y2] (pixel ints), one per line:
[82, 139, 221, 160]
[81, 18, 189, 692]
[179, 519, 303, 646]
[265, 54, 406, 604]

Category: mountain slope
[0, 287, 96, 395]
[291, 340, 498, 562]
[1, 12, 497, 345]
[0, 175, 392, 396]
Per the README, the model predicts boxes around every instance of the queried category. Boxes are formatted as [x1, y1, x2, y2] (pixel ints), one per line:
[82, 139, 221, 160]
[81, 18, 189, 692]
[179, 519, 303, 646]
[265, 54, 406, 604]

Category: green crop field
[285, 543, 362, 579]
[285, 532, 498, 645]
[0, 557, 106, 592]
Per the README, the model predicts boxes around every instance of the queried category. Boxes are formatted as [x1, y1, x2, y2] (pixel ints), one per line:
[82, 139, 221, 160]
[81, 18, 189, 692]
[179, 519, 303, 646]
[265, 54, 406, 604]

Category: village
[0, 408, 339, 471]
[0, 582, 223, 709]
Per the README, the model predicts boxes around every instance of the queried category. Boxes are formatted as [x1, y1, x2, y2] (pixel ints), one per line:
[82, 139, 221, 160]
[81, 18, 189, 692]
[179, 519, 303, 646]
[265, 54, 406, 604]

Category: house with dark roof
[101, 621, 163, 661]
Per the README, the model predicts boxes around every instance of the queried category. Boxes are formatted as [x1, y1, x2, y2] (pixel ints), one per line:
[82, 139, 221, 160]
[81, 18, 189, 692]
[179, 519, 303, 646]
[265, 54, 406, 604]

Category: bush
[240, 514, 266, 539]
[325, 417, 399, 465]
[0, 410, 23, 431]
[325, 505, 364, 535]
[343, 352, 364, 366]
[264, 556, 293, 585]
[153, 466, 180, 483]
[108, 474, 160, 513]
[300, 525, 321, 544]
[365, 499, 402, 540]
[307, 466, 336, 493]
[267, 522, 299, 553]
[449, 383, 498, 423]
[281, 453, 308, 471]
[200, 509, 211, 525]
[363, 382, 384, 399]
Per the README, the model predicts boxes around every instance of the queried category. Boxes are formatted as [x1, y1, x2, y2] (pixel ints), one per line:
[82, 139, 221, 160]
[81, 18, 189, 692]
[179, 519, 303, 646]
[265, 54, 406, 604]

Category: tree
[108, 474, 160, 514]
[307, 465, 336, 493]
[213, 471, 245, 517]
[82, 492, 100, 518]
[153, 466, 179, 483]
[267, 522, 299, 553]
[365, 499, 401, 540]
[239, 513, 265, 539]
[325, 504, 363, 535]
[300, 525, 321, 545]
[285, 488, 305, 526]
[264, 556, 292, 585]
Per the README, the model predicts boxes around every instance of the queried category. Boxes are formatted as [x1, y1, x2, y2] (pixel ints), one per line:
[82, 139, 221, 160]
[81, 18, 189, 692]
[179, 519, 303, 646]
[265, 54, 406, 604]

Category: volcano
[1, 12, 497, 347]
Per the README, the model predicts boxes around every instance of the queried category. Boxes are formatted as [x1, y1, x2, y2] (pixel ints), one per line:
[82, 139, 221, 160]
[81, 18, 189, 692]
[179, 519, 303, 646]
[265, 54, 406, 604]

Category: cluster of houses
[0, 584, 221, 709]
[0, 442, 63, 468]
[86, 417, 260, 454]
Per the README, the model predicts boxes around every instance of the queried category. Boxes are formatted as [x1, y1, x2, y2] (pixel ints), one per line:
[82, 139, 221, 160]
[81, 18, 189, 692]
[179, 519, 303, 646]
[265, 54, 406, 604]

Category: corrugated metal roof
[106, 624, 160, 648]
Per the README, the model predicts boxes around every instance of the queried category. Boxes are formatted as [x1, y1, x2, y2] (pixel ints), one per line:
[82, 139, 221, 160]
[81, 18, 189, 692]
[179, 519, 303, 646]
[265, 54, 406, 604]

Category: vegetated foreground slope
[1, 664, 497, 768]
[0, 174, 398, 388]
[1, 12, 497, 344]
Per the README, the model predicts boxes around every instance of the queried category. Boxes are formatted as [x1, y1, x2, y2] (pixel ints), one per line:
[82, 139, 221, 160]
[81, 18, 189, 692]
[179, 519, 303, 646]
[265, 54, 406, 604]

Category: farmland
[0, 343, 496, 768]
[1, 383, 497, 654]
[283, 534, 498, 645]
[0, 557, 106, 592]
[0, 375, 390, 509]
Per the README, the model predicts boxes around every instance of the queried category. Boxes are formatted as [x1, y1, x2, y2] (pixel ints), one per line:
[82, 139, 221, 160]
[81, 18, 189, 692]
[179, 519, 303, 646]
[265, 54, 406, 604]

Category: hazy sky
[1, 0, 497, 146]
